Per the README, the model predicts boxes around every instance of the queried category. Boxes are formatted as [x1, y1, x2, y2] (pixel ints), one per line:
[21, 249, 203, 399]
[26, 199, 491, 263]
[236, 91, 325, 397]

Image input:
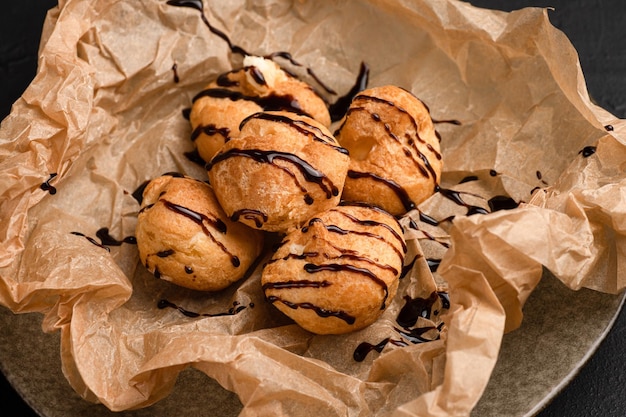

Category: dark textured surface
[1, 1, 625, 416]
[462, 2, 626, 416]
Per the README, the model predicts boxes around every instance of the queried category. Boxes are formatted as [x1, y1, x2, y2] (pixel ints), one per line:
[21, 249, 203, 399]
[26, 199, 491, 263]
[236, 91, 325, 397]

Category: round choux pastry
[189, 55, 331, 162]
[335, 85, 442, 216]
[261, 203, 406, 335]
[207, 110, 350, 234]
[135, 173, 264, 291]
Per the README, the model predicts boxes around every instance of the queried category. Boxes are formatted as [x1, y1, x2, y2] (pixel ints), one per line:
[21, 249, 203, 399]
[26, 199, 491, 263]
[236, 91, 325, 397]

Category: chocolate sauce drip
[409, 218, 450, 248]
[328, 62, 369, 122]
[459, 175, 478, 184]
[96, 227, 137, 246]
[231, 208, 268, 228]
[265, 51, 338, 96]
[338, 253, 399, 275]
[190, 124, 231, 142]
[162, 200, 227, 233]
[420, 229, 450, 249]
[262, 280, 332, 291]
[71, 231, 110, 252]
[397, 292, 439, 326]
[347, 170, 416, 213]
[158, 299, 252, 318]
[163, 171, 186, 178]
[432, 118, 462, 125]
[418, 210, 441, 227]
[489, 170, 498, 177]
[266, 295, 356, 324]
[400, 255, 419, 279]
[604, 124, 614, 131]
[426, 258, 440, 272]
[330, 207, 407, 254]
[247, 65, 266, 85]
[304, 263, 389, 309]
[303, 217, 404, 261]
[216, 70, 240, 87]
[340, 99, 440, 182]
[351, 94, 443, 163]
[394, 326, 438, 344]
[172, 63, 180, 83]
[132, 173, 186, 205]
[184, 149, 208, 167]
[157, 249, 175, 258]
[266, 251, 319, 265]
[132, 180, 150, 204]
[71, 227, 136, 251]
[160, 200, 240, 267]
[208, 149, 339, 199]
[182, 107, 191, 120]
[166, 0, 250, 56]
[488, 195, 519, 212]
[436, 187, 489, 216]
[41, 173, 58, 195]
[192, 87, 309, 117]
[185, 266, 194, 274]
[167, 0, 338, 100]
[353, 338, 408, 362]
[353, 291, 449, 362]
[579, 146, 597, 157]
[239, 112, 349, 155]
[438, 292, 450, 310]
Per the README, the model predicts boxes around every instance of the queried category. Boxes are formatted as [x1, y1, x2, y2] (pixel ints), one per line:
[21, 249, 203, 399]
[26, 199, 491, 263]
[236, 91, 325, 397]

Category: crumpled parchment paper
[1, 0, 624, 416]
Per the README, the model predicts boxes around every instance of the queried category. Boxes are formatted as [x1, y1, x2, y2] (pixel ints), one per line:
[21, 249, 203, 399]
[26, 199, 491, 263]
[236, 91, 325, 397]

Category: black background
[1, 1, 625, 416]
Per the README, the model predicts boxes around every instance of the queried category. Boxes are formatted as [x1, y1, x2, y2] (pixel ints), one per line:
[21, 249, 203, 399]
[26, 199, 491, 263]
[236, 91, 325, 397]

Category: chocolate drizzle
[353, 291, 449, 362]
[329, 207, 407, 255]
[184, 149, 207, 167]
[192, 87, 309, 117]
[302, 216, 404, 261]
[158, 299, 253, 318]
[71, 227, 137, 252]
[264, 205, 406, 325]
[41, 173, 58, 195]
[208, 149, 340, 200]
[340, 94, 442, 183]
[266, 296, 356, 324]
[426, 258, 441, 272]
[304, 263, 390, 309]
[436, 186, 489, 216]
[159, 199, 240, 267]
[190, 123, 231, 142]
[488, 195, 519, 212]
[239, 112, 349, 155]
[336, 93, 444, 211]
[162, 200, 227, 233]
[400, 255, 420, 279]
[579, 146, 597, 157]
[96, 228, 137, 246]
[231, 209, 268, 228]
[347, 170, 417, 213]
[262, 280, 332, 291]
[166, 0, 250, 56]
[167, 0, 338, 99]
[328, 62, 370, 122]
[171, 63, 180, 83]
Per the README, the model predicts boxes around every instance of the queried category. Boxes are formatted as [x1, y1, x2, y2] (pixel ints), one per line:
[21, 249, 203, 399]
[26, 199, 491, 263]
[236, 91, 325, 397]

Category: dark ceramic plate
[1, 270, 623, 417]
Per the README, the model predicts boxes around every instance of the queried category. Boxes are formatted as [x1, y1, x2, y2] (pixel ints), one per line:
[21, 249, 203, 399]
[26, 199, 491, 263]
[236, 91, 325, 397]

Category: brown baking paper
[1, 0, 625, 416]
